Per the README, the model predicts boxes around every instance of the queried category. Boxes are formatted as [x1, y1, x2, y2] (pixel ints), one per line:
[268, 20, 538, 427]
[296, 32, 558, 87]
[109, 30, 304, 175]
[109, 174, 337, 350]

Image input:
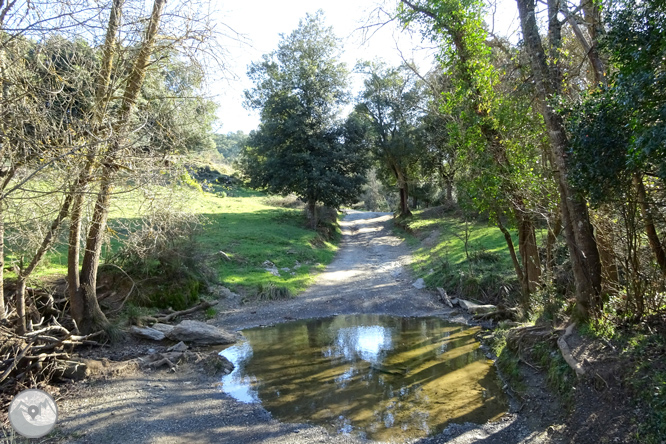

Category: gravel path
[54, 211, 555, 444]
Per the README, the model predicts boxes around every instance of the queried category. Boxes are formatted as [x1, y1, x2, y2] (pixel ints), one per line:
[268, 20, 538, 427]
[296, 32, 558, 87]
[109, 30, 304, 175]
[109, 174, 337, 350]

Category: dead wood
[139, 300, 218, 325]
[436, 287, 453, 308]
[557, 323, 586, 377]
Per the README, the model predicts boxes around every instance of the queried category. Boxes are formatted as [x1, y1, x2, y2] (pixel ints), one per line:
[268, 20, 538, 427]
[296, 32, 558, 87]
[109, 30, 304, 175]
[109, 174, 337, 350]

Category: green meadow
[10, 182, 339, 301]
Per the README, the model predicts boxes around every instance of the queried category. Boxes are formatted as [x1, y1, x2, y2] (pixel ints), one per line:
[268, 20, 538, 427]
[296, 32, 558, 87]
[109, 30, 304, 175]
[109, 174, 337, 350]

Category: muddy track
[54, 211, 555, 444]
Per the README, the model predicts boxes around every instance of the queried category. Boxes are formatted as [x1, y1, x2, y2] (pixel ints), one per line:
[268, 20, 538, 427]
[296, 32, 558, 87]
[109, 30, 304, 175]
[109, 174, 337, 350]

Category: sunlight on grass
[14, 183, 338, 298]
[396, 209, 525, 303]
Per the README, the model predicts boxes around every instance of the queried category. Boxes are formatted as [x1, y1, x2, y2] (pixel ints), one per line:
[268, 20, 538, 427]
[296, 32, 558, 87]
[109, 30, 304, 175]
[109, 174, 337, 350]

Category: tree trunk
[72, 174, 112, 333]
[516, 0, 603, 320]
[634, 175, 666, 274]
[0, 206, 4, 321]
[396, 168, 412, 217]
[307, 198, 318, 230]
[15, 278, 26, 334]
[67, 0, 124, 327]
[498, 220, 527, 305]
[518, 214, 541, 293]
[12, 191, 74, 331]
[546, 212, 561, 277]
[67, 191, 84, 302]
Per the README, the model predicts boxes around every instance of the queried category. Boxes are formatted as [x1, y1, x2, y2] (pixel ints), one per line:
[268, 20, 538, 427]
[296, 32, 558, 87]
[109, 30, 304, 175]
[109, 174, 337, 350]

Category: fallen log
[557, 323, 585, 378]
[436, 287, 453, 308]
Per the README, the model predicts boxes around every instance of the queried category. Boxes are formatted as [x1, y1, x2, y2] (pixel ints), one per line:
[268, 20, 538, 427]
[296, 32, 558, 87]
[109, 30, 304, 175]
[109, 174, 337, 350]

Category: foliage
[355, 62, 425, 215]
[214, 131, 248, 161]
[239, 12, 369, 222]
[395, 207, 522, 305]
[568, 0, 666, 200]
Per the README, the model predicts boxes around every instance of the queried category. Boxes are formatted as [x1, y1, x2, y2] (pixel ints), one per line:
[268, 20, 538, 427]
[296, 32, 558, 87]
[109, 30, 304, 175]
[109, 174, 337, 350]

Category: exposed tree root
[557, 323, 585, 377]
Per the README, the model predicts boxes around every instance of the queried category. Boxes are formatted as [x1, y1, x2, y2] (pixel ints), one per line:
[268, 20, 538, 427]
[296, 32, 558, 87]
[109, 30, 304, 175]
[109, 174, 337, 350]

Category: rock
[265, 267, 279, 276]
[131, 326, 166, 341]
[281, 267, 291, 272]
[166, 320, 237, 345]
[168, 341, 188, 352]
[458, 299, 496, 314]
[151, 323, 175, 336]
[412, 278, 426, 289]
[450, 298, 459, 305]
[60, 360, 88, 380]
[217, 286, 241, 301]
[202, 353, 235, 375]
[262, 260, 275, 267]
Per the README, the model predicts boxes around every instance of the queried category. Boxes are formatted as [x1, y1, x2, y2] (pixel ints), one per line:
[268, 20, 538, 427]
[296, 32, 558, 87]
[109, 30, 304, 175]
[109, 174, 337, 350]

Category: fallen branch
[557, 323, 585, 378]
[436, 287, 453, 308]
[139, 300, 218, 324]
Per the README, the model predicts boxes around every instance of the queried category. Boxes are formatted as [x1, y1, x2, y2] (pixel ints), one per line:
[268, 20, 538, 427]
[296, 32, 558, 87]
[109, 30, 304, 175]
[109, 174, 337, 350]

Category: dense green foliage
[239, 12, 369, 224]
[214, 131, 248, 161]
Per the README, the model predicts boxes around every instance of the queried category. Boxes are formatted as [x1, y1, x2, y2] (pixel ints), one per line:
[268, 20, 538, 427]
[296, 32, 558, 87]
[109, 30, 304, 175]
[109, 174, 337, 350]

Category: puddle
[219, 315, 507, 441]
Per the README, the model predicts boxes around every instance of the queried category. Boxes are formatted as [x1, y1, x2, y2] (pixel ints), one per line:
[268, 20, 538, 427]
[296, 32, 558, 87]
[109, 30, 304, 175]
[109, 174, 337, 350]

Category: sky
[210, 0, 521, 134]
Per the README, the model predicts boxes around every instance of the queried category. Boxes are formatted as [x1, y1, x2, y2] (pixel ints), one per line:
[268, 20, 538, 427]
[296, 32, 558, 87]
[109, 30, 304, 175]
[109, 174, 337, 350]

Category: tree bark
[67, 0, 124, 325]
[16, 278, 26, 334]
[0, 206, 4, 321]
[307, 198, 318, 230]
[516, 0, 603, 319]
[634, 175, 666, 274]
[72, 174, 112, 333]
[13, 191, 75, 332]
[498, 220, 527, 304]
[518, 214, 542, 293]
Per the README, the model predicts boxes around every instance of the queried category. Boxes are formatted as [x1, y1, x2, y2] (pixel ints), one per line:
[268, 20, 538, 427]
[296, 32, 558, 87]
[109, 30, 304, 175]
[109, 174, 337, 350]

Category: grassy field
[394, 207, 525, 305]
[9, 180, 340, 305]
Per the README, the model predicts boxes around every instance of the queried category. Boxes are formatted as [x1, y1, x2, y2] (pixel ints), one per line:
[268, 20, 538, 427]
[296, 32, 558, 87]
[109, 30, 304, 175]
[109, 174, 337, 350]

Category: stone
[61, 360, 88, 380]
[458, 299, 496, 315]
[412, 278, 426, 289]
[168, 341, 188, 353]
[166, 320, 237, 346]
[202, 353, 235, 375]
[131, 326, 166, 341]
[151, 323, 175, 336]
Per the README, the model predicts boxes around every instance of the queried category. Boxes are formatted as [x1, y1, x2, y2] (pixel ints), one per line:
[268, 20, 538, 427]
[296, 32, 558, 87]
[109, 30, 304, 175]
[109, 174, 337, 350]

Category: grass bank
[394, 206, 521, 305]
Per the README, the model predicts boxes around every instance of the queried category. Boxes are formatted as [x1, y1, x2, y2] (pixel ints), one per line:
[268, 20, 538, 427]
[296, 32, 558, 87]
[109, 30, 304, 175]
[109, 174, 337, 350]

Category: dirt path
[54, 211, 555, 444]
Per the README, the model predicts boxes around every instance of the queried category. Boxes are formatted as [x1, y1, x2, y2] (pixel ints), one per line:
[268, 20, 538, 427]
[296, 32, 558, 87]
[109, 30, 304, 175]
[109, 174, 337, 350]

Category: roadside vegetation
[2, 0, 666, 441]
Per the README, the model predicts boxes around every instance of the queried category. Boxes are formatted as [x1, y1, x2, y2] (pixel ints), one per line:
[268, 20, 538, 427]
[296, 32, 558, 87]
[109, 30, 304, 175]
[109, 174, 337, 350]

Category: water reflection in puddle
[219, 315, 507, 441]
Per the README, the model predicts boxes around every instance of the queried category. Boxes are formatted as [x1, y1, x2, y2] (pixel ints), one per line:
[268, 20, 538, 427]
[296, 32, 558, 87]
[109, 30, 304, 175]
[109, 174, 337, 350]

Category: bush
[106, 209, 209, 310]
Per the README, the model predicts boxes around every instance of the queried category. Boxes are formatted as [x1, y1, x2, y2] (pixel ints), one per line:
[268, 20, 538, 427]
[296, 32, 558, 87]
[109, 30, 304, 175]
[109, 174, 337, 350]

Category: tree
[241, 12, 368, 228]
[515, 0, 604, 319]
[214, 131, 248, 162]
[566, 0, 666, 315]
[399, 0, 544, 303]
[356, 63, 423, 217]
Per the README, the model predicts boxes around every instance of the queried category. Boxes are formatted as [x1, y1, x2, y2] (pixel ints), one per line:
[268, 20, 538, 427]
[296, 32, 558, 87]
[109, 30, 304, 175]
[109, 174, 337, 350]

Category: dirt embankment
[49, 211, 561, 444]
